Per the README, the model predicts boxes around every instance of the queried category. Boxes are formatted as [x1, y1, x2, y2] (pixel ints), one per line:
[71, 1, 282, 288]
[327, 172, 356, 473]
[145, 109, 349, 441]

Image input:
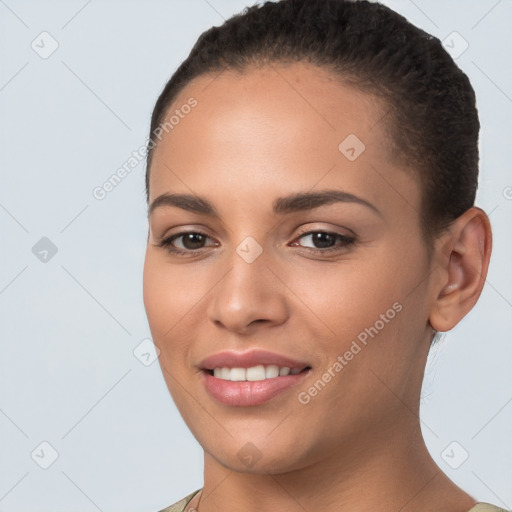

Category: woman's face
[143, 62, 436, 473]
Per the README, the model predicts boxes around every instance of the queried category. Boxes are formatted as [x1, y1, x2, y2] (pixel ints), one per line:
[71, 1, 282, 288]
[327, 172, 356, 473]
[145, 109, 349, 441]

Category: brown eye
[301, 232, 337, 249]
[175, 232, 208, 250]
[157, 231, 217, 255]
[292, 231, 356, 252]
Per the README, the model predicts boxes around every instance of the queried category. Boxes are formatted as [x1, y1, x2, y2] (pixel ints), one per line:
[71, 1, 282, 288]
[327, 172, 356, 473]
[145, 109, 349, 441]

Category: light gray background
[0, 1, 511, 511]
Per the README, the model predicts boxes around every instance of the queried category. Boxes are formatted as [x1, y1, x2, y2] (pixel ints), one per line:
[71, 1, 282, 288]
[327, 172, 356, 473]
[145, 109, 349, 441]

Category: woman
[142, 0, 505, 511]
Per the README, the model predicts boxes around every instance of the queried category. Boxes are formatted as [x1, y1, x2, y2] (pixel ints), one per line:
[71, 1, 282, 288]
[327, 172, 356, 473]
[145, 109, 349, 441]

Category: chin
[199, 429, 317, 475]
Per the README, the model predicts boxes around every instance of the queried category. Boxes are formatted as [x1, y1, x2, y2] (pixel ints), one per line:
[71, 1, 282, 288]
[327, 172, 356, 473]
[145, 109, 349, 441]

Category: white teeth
[246, 365, 265, 381]
[230, 368, 246, 381]
[210, 365, 304, 382]
[265, 365, 279, 378]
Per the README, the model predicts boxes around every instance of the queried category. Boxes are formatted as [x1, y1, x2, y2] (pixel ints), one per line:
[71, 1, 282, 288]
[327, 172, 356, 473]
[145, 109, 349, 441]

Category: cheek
[142, 251, 195, 366]
[289, 257, 402, 342]
[143, 249, 219, 379]
[288, 243, 426, 374]
[143, 250, 199, 334]
[142, 251, 200, 405]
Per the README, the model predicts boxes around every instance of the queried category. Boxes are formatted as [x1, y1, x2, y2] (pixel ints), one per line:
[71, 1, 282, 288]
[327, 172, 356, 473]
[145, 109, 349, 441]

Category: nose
[207, 245, 289, 335]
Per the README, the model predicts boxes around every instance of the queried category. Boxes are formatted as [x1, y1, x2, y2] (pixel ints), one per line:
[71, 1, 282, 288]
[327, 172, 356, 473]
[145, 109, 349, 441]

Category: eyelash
[156, 229, 356, 257]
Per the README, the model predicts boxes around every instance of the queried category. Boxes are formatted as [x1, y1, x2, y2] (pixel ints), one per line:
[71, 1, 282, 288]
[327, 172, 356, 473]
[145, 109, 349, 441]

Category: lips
[199, 349, 312, 407]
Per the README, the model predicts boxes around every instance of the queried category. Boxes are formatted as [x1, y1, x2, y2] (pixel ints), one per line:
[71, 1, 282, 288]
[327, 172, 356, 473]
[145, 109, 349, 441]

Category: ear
[429, 207, 492, 332]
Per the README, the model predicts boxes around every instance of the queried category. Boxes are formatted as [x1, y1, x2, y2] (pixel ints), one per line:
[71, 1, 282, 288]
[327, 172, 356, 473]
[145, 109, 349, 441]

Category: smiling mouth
[203, 364, 311, 382]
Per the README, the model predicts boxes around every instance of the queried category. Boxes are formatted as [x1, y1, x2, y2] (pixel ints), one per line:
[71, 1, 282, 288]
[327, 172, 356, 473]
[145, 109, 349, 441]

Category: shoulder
[469, 503, 511, 512]
[156, 489, 202, 512]
[152, 494, 510, 512]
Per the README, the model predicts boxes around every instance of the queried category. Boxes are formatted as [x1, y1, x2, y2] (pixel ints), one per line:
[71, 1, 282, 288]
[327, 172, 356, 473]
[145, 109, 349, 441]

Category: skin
[143, 62, 492, 512]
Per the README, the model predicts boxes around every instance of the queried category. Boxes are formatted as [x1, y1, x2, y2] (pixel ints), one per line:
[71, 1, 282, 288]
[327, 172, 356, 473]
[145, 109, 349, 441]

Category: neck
[197, 414, 476, 512]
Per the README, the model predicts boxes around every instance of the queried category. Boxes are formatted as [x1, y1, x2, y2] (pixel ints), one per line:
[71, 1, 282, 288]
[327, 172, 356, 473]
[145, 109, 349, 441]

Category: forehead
[149, 62, 419, 218]
[164, 62, 390, 150]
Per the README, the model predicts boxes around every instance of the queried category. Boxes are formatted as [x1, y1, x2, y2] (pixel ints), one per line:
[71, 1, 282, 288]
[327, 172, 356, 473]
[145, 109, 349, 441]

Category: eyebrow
[148, 189, 382, 218]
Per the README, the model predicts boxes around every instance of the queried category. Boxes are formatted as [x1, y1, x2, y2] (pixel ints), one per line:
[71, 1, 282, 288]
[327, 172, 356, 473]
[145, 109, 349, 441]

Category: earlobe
[429, 207, 492, 332]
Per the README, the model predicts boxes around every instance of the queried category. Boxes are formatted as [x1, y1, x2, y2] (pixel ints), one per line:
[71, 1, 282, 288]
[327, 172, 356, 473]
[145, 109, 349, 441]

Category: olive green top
[157, 489, 510, 512]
